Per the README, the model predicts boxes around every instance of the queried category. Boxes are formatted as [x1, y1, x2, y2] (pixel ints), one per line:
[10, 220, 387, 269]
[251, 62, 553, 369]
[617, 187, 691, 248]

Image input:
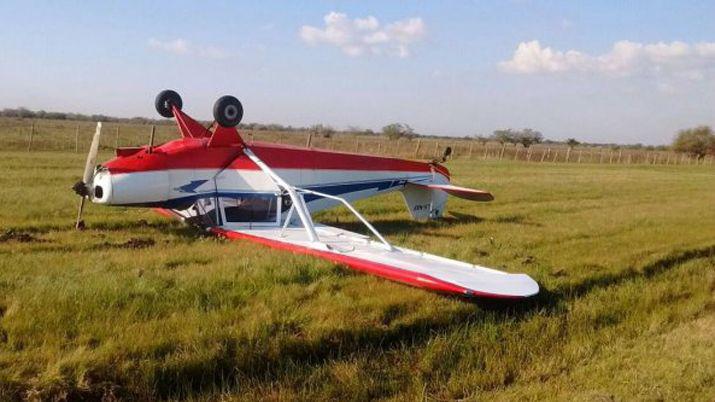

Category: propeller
[441, 146, 452, 163]
[431, 146, 453, 164]
[73, 122, 103, 230]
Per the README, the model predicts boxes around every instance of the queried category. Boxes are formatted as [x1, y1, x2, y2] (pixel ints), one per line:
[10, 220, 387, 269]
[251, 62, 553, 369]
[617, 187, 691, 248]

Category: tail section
[401, 183, 449, 220]
[402, 163, 493, 219]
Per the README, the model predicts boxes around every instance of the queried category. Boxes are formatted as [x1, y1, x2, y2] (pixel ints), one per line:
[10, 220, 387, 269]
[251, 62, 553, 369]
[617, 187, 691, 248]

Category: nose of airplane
[90, 168, 112, 204]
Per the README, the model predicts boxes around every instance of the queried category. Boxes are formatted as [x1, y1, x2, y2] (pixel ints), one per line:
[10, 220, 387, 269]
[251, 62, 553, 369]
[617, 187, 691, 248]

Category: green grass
[0, 151, 714, 401]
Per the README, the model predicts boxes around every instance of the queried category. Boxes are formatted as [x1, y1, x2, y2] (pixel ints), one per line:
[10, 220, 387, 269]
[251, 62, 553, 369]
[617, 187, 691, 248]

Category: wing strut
[243, 147, 319, 243]
[242, 147, 393, 251]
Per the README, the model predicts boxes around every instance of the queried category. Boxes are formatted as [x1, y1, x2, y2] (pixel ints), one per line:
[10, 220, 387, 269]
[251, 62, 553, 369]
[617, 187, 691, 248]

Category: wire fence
[1, 118, 712, 167]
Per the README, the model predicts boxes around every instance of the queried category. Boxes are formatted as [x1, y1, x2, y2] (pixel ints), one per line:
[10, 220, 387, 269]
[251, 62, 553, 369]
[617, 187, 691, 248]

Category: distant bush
[491, 128, 543, 147]
[566, 138, 580, 147]
[672, 126, 714, 159]
[310, 124, 336, 138]
[382, 123, 417, 140]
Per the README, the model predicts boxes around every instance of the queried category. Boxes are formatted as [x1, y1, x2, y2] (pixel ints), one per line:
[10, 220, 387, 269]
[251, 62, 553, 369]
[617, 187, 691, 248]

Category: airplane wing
[410, 183, 494, 202]
[153, 206, 538, 298]
[211, 224, 538, 298]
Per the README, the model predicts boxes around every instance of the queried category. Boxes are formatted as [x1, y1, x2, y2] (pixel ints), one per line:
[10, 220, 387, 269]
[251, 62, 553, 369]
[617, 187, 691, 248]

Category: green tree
[565, 138, 580, 147]
[516, 129, 543, 148]
[672, 126, 714, 159]
[491, 128, 543, 147]
[310, 124, 335, 138]
[491, 129, 517, 144]
[382, 123, 416, 140]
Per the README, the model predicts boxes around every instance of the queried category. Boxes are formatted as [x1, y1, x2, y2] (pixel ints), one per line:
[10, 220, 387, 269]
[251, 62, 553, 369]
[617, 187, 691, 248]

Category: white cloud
[148, 38, 190, 55]
[148, 38, 228, 60]
[299, 12, 426, 58]
[500, 40, 715, 78]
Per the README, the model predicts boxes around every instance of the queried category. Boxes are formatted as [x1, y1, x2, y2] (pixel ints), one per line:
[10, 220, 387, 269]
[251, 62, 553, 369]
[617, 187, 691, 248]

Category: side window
[222, 195, 277, 223]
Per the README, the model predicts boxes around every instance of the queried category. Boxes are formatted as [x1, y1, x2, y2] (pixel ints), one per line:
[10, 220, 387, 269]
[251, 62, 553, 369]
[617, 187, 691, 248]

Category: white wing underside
[220, 224, 539, 298]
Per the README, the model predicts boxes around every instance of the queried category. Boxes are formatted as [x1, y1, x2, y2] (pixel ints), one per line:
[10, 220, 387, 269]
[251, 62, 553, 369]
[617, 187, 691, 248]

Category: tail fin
[402, 181, 493, 220]
[401, 183, 448, 220]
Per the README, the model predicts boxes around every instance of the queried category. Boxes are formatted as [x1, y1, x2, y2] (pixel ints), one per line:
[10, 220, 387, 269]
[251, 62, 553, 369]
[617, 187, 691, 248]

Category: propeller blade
[75, 122, 102, 230]
[82, 122, 103, 184]
[75, 197, 86, 230]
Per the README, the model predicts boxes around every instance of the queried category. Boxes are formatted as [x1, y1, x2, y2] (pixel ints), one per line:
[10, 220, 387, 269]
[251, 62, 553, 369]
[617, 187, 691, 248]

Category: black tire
[155, 90, 183, 118]
[213, 95, 243, 127]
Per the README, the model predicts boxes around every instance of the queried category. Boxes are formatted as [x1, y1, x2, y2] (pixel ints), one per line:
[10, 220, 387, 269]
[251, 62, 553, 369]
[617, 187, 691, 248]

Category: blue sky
[1, 1, 714, 144]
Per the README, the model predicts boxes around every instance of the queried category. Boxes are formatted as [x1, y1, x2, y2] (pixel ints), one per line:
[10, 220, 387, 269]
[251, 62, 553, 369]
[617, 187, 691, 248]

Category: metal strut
[242, 147, 393, 251]
[294, 187, 393, 251]
[242, 147, 319, 242]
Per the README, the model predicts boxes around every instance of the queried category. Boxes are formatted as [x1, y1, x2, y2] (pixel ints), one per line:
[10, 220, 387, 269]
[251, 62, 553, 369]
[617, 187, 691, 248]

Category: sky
[1, 1, 714, 145]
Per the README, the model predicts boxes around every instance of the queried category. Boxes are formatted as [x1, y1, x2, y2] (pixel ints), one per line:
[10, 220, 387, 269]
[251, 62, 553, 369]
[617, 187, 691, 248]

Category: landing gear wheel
[213, 95, 243, 127]
[155, 90, 183, 118]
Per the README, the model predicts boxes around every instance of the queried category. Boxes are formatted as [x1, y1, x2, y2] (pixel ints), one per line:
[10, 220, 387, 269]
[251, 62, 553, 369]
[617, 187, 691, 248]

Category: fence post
[27, 122, 35, 152]
[577, 149, 582, 163]
[565, 147, 571, 163]
[609, 151, 613, 164]
[499, 143, 506, 160]
[599, 149, 604, 164]
[617, 149, 622, 164]
[74, 124, 80, 153]
[483, 144, 488, 160]
[414, 139, 421, 158]
[355, 138, 360, 153]
[147, 125, 156, 153]
[305, 132, 312, 148]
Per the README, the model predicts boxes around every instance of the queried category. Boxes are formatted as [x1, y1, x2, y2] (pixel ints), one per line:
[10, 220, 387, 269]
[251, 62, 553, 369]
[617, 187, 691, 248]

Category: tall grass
[0, 151, 713, 400]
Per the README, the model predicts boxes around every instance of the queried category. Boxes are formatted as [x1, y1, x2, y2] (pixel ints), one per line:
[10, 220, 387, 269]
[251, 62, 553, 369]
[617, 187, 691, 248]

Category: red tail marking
[172, 105, 212, 138]
[208, 124, 244, 147]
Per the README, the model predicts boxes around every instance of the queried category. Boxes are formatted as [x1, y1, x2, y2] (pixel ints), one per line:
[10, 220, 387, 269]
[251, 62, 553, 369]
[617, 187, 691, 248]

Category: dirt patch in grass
[118, 237, 155, 249]
[0, 230, 45, 243]
[92, 237, 156, 250]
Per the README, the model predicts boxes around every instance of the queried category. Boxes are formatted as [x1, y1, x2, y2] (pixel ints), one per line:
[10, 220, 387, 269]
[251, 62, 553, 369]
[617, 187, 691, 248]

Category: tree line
[2, 107, 713, 157]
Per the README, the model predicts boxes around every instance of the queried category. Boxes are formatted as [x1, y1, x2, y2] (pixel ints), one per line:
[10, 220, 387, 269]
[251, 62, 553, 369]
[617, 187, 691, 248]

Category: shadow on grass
[327, 211, 484, 237]
[552, 244, 715, 299]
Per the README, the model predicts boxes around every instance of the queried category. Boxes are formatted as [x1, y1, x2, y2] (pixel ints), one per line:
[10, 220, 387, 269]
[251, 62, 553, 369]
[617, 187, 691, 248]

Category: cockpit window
[222, 195, 277, 223]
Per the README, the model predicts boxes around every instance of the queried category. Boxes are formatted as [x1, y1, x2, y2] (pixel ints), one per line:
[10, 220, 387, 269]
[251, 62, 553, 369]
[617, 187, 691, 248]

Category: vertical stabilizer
[401, 183, 448, 220]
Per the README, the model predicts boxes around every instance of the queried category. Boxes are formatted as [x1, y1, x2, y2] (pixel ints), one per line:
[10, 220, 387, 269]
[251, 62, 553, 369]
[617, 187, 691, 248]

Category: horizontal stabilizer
[413, 183, 494, 202]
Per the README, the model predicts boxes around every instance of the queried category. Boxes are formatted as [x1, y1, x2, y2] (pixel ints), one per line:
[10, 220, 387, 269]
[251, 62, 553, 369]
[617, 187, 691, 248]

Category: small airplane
[72, 90, 539, 299]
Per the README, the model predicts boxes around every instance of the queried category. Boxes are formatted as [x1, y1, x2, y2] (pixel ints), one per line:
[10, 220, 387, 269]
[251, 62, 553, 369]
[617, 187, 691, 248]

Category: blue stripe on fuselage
[122, 178, 414, 208]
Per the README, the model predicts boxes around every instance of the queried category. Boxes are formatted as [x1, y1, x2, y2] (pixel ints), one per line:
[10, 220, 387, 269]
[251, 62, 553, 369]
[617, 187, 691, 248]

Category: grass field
[0, 151, 714, 401]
